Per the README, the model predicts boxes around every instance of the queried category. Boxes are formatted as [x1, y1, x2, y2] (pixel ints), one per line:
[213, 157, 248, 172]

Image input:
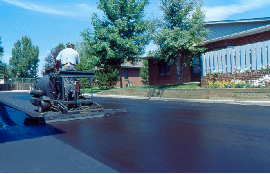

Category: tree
[153, 0, 208, 85]
[0, 37, 3, 57]
[44, 43, 65, 71]
[76, 41, 99, 72]
[81, 0, 152, 87]
[0, 38, 10, 81]
[9, 36, 39, 78]
[0, 62, 10, 81]
[140, 59, 149, 85]
[95, 65, 120, 90]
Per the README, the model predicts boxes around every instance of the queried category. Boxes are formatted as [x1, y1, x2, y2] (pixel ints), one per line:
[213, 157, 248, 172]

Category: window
[192, 58, 200, 74]
[124, 69, 128, 79]
[158, 59, 170, 77]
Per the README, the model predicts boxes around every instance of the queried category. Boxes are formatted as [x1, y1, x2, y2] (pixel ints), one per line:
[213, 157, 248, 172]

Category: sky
[1, 0, 270, 77]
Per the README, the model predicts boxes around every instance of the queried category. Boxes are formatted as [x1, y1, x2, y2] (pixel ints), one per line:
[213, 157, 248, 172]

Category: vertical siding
[202, 40, 270, 75]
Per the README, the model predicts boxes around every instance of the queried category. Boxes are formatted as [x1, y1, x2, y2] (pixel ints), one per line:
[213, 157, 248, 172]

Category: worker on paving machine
[56, 43, 80, 72]
[55, 43, 81, 101]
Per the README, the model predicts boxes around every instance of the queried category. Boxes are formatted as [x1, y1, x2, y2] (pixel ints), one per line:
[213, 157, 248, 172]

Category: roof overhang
[201, 24, 270, 45]
[205, 17, 270, 25]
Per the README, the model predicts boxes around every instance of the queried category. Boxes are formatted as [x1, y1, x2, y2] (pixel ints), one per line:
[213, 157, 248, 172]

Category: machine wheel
[38, 100, 50, 113]
[38, 106, 43, 113]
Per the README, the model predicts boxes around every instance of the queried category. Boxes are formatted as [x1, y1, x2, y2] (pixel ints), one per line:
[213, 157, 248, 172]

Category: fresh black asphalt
[1, 92, 270, 172]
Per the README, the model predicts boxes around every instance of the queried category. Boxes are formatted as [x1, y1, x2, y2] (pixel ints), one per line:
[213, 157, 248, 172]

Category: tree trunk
[119, 65, 123, 88]
[176, 58, 181, 85]
[180, 57, 184, 85]
[176, 53, 184, 85]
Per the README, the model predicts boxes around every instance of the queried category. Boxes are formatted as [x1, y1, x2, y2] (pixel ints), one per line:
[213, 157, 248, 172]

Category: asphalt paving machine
[25, 67, 125, 124]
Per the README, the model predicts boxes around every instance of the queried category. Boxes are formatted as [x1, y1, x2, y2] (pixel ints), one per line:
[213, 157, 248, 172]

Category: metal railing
[0, 78, 35, 91]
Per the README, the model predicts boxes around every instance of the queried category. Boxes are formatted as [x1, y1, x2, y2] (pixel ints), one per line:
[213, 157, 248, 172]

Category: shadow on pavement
[0, 102, 64, 144]
[0, 103, 17, 126]
[0, 124, 64, 144]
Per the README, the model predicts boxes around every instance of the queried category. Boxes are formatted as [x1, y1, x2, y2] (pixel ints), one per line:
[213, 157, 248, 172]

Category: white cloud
[2, 0, 68, 15]
[77, 4, 91, 10]
[1, 0, 99, 18]
[203, 0, 270, 21]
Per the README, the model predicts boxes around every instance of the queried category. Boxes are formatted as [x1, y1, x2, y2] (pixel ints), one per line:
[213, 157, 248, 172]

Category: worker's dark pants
[61, 65, 75, 71]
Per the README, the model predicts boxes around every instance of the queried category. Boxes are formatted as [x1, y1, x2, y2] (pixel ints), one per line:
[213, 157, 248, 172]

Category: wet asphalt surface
[1, 92, 270, 172]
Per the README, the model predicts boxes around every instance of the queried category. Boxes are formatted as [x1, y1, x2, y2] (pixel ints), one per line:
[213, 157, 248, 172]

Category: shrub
[95, 67, 120, 90]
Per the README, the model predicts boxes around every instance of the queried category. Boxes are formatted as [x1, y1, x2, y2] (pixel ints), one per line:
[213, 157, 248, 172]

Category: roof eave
[201, 24, 270, 45]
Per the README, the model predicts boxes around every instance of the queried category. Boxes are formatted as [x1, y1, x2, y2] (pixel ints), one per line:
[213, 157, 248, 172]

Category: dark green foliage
[44, 43, 65, 71]
[0, 37, 9, 81]
[81, 0, 152, 87]
[95, 66, 120, 90]
[75, 42, 99, 88]
[140, 59, 149, 85]
[153, 0, 208, 85]
[9, 36, 39, 78]
[0, 37, 3, 57]
[0, 61, 10, 81]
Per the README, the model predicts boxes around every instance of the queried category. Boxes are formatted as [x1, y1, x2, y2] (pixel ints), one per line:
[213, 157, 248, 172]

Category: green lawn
[123, 82, 201, 89]
[82, 82, 201, 94]
[81, 86, 103, 94]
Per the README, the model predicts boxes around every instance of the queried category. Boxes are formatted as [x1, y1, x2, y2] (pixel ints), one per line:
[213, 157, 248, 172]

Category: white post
[205, 52, 209, 75]
[267, 40, 270, 66]
[262, 41, 267, 67]
[235, 46, 241, 71]
[222, 49, 226, 73]
[246, 44, 251, 70]
[256, 42, 262, 70]
[241, 46, 246, 71]
[209, 51, 213, 74]
[227, 48, 231, 73]
[201, 53, 206, 76]
[251, 44, 256, 70]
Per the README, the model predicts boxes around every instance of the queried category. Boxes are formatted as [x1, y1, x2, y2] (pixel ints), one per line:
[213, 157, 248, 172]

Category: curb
[0, 90, 30, 93]
[93, 94, 270, 106]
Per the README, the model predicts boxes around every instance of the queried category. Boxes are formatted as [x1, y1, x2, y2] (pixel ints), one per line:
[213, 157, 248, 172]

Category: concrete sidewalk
[3, 90, 270, 106]
[93, 93, 270, 106]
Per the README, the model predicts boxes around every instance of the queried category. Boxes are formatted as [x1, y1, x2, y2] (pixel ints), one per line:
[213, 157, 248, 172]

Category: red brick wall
[148, 59, 192, 86]
[201, 71, 270, 88]
[115, 68, 143, 87]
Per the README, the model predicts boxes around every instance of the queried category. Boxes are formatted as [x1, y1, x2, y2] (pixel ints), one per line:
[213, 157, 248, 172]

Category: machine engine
[30, 68, 100, 114]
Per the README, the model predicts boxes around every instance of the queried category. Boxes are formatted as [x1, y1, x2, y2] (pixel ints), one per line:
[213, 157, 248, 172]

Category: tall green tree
[0, 62, 10, 81]
[153, 0, 208, 85]
[76, 41, 98, 72]
[44, 43, 65, 71]
[140, 59, 149, 85]
[9, 36, 39, 78]
[0, 37, 10, 81]
[81, 0, 152, 87]
[0, 37, 3, 57]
